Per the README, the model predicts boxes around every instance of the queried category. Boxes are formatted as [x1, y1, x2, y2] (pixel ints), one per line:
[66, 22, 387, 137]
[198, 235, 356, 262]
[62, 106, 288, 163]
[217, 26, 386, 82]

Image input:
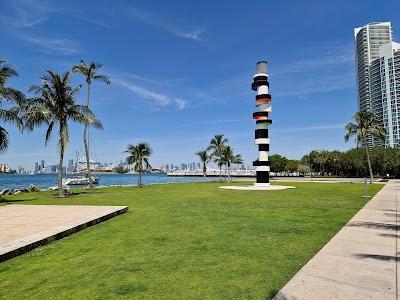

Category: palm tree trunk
[365, 143, 374, 184]
[58, 125, 65, 198]
[219, 165, 222, 182]
[224, 166, 227, 181]
[138, 170, 142, 187]
[85, 83, 93, 189]
[203, 163, 206, 181]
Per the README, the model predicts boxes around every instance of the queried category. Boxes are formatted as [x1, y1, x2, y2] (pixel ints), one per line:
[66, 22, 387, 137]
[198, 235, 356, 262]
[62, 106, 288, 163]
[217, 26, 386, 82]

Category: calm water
[0, 173, 217, 190]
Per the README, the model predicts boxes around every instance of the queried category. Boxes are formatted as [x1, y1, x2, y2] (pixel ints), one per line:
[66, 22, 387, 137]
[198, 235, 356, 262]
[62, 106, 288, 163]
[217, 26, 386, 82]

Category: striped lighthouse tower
[252, 61, 271, 187]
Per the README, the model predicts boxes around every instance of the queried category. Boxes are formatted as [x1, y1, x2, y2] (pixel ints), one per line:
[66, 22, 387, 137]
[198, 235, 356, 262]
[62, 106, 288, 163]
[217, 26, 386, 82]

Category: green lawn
[0, 181, 382, 299]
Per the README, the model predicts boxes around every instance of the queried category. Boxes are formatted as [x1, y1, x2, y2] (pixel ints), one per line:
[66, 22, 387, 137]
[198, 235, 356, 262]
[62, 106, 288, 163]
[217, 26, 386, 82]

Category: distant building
[34, 162, 39, 173]
[0, 164, 10, 173]
[67, 159, 74, 172]
[354, 21, 400, 147]
[41, 160, 45, 170]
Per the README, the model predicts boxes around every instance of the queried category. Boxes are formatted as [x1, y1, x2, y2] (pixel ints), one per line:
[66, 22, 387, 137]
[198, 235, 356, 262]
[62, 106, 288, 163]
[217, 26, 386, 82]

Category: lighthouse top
[256, 61, 268, 74]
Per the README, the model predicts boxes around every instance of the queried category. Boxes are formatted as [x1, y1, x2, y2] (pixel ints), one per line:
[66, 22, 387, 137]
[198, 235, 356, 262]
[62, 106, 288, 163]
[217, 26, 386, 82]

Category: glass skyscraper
[354, 22, 400, 147]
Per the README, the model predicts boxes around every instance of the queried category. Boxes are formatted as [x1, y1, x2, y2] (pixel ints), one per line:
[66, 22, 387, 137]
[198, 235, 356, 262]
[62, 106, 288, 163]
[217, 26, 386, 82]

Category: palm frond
[0, 126, 9, 153]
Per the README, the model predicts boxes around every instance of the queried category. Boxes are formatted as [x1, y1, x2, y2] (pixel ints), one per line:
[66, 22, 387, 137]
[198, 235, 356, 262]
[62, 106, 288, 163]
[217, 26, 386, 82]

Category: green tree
[284, 159, 299, 174]
[115, 166, 128, 174]
[25, 71, 102, 197]
[195, 149, 210, 178]
[72, 60, 110, 189]
[124, 143, 152, 187]
[270, 154, 287, 174]
[207, 134, 228, 182]
[221, 146, 243, 182]
[0, 59, 25, 152]
[345, 111, 385, 183]
[315, 150, 329, 176]
[297, 164, 310, 176]
[327, 150, 342, 176]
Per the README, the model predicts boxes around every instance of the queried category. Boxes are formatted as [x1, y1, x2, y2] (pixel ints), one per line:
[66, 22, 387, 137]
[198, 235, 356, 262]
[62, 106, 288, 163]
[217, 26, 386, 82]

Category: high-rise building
[41, 160, 45, 170]
[67, 159, 74, 172]
[354, 21, 400, 147]
[34, 162, 39, 173]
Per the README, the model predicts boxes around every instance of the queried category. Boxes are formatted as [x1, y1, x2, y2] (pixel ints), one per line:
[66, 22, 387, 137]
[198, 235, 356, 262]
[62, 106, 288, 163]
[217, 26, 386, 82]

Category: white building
[354, 22, 400, 147]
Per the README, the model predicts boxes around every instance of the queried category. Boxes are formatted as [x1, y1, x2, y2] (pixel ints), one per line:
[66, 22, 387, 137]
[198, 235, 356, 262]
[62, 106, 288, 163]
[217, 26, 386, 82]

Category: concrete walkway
[274, 180, 400, 300]
[0, 205, 128, 262]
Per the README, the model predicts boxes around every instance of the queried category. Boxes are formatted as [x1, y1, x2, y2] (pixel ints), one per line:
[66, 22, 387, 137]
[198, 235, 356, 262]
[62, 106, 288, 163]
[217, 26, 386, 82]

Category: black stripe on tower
[258, 144, 269, 151]
[252, 76, 269, 91]
[256, 119, 272, 125]
[255, 129, 268, 139]
[256, 94, 271, 100]
[253, 160, 270, 166]
[253, 112, 269, 118]
[256, 171, 269, 183]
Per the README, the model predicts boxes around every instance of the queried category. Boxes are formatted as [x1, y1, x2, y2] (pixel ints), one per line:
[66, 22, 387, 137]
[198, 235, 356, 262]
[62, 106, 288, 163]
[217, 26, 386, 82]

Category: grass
[0, 181, 383, 299]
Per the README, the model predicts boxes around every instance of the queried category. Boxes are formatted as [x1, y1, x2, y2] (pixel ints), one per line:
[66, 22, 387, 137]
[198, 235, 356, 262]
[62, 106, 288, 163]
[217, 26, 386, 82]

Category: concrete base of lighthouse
[219, 184, 295, 191]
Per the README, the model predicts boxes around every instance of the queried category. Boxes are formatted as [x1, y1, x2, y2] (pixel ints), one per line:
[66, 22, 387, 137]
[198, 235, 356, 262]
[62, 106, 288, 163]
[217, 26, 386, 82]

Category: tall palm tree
[25, 71, 102, 197]
[0, 60, 25, 152]
[207, 134, 228, 182]
[195, 149, 209, 179]
[72, 60, 110, 189]
[124, 143, 152, 187]
[345, 111, 385, 184]
[221, 146, 243, 182]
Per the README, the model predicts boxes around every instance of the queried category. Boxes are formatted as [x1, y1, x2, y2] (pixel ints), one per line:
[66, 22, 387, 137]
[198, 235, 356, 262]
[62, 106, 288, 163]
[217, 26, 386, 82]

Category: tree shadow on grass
[0, 198, 33, 204]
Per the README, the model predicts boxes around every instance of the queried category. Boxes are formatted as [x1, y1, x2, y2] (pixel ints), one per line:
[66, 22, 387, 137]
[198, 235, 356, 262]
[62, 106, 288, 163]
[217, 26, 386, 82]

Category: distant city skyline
[1, 1, 399, 169]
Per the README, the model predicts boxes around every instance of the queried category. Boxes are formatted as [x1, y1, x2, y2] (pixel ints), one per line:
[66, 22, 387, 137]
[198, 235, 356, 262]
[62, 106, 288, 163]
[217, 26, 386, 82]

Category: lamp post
[252, 61, 272, 187]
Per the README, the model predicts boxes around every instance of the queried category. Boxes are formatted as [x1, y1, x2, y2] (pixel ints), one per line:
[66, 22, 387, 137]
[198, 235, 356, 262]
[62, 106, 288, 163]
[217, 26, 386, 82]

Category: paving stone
[274, 180, 400, 300]
[0, 204, 128, 262]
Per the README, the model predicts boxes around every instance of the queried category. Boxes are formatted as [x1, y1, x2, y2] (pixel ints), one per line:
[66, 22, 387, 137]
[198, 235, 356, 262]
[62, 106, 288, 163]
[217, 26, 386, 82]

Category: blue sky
[1, 0, 399, 169]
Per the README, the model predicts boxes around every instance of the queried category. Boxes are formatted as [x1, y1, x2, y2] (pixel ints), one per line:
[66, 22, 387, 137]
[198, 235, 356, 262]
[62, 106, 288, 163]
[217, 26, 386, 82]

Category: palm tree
[221, 146, 243, 182]
[195, 149, 209, 179]
[72, 60, 110, 189]
[124, 143, 152, 187]
[24, 71, 102, 197]
[0, 60, 25, 152]
[207, 134, 228, 182]
[345, 111, 385, 184]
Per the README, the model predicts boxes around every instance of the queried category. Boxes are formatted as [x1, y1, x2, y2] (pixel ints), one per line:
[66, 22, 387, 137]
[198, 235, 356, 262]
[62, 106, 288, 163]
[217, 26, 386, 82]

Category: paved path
[274, 180, 400, 300]
[0, 205, 127, 262]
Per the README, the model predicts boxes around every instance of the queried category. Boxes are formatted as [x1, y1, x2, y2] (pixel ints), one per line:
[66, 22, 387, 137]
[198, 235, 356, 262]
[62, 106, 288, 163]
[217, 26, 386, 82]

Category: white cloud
[73, 15, 111, 29]
[276, 124, 345, 132]
[2, 0, 53, 28]
[272, 43, 354, 75]
[275, 73, 354, 97]
[174, 98, 187, 110]
[113, 78, 170, 106]
[20, 35, 81, 55]
[128, 7, 206, 41]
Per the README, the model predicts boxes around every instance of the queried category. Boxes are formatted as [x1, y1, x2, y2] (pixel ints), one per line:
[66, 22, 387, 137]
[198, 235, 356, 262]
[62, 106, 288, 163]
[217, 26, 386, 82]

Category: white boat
[62, 176, 99, 186]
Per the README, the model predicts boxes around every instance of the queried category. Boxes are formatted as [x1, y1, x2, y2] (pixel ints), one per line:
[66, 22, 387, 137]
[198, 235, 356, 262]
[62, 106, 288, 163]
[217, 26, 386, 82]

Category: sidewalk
[274, 180, 399, 300]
